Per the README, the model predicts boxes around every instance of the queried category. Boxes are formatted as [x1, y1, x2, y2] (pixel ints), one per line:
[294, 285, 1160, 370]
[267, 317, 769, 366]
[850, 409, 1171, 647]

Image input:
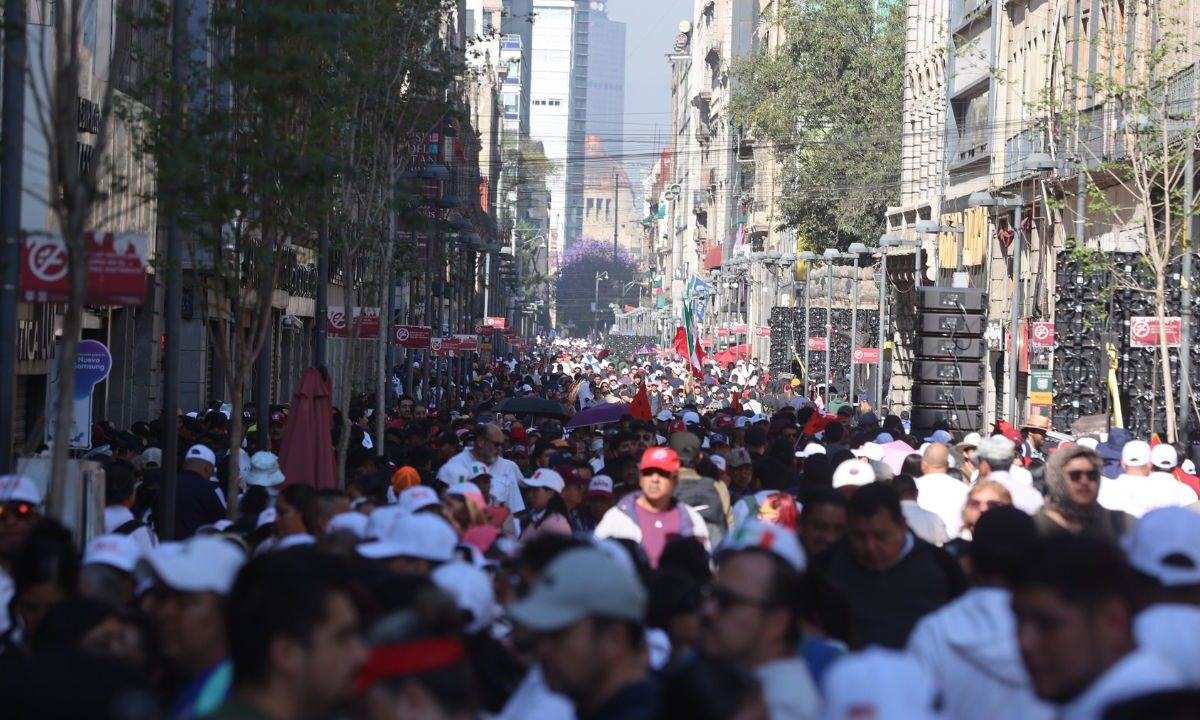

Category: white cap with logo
[0, 474, 40, 505]
[84, 533, 142, 573]
[522, 468, 565, 493]
[718, 519, 807, 573]
[833, 461, 876, 488]
[1123, 507, 1200, 586]
[142, 536, 246, 594]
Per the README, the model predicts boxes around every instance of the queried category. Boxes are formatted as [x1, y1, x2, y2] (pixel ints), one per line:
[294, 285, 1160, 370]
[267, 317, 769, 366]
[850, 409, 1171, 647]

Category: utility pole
[612, 170, 619, 262]
[0, 0, 27, 473]
[315, 211, 329, 367]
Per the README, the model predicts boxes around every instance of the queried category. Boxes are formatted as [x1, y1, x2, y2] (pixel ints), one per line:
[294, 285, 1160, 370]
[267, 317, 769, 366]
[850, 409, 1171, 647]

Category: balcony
[1003, 125, 1047, 183]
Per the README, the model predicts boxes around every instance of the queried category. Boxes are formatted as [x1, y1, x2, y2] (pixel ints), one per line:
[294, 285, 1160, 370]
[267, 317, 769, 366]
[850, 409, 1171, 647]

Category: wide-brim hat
[1021, 415, 1051, 432]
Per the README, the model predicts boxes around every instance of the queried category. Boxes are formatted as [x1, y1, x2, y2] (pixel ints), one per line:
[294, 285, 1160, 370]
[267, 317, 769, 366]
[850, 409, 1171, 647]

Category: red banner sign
[716, 327, 730, 338]
[754, 326, 771, 337]
[328, 307, 381, 338]
[453, 334, 479, 350]
[732, 324, 749, 335]
[20, 232, 148, 305]
[484, 316, 508, 329]
[1130, 316, 1182, 348]
[1030, 321, 1055, 348]
[474, 323, 488, 335]
[852, 347, 881, 364]
[392, 324, 432, 348]
[701, 336, 713, 348]
[806, 337, 827, 351]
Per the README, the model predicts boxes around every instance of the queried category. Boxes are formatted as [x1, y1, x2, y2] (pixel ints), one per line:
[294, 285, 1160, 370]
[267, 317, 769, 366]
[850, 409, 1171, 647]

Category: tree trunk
[336, 268, 358, 489]
[1156, 275, 1179, 441]
[226, 383, 244, 520]
[375, 237, 394, 451]
[46, 237, 88, 522]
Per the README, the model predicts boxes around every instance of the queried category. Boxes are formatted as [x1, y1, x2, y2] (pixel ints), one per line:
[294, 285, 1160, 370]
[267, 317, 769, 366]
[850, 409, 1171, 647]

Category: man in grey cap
[509, 546, 658, 719]
[670, 431, 730, 545]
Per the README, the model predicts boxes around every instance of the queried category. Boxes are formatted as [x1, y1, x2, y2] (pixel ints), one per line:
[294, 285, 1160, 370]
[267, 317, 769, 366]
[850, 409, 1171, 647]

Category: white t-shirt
[915, 472, 970, 538]
[1098, 472, 1199, 518]
[436, 448, 526, 514]
[104, 504, 158, 553]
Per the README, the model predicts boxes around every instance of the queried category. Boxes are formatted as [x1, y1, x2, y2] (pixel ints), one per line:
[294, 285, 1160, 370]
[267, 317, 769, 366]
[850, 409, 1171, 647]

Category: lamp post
[844, 243, 869, 409]
[968, 189, 1027, 423]
[799, 251, 817, 393]
[822, 248, 839, 403]
[594, 271, 609, 339]
[876, 235, 898, 407]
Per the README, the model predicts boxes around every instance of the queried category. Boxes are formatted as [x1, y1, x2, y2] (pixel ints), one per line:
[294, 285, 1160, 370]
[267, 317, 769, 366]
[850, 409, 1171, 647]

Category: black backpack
[674, 474, 727, 547]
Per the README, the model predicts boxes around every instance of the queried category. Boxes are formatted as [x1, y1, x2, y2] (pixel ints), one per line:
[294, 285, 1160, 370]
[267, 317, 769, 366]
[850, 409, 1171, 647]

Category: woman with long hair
[520, 468, 572, 541]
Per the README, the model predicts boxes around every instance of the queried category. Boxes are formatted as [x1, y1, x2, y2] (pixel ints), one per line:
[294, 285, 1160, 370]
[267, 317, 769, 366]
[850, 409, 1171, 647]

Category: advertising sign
[852, 347, 880, 364]
[1129, 316, 1182, 348]
[392, 324, 432, 348]
[1030, 321, 1055, 348]
[484, 316, 508, 329]
[21, 232, 148, 305]
[807, 337, 827, 352]
[328, 307, 381, 339]
[754, 327, 772, 337]
[46, 340, 112, 449]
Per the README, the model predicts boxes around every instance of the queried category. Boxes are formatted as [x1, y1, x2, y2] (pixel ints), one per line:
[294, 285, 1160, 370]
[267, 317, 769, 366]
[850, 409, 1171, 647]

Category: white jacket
[1058, 648, 1183, 720]
[907, 587, 1054, 720]
[1134, 603, 1200, 687]
[594, 493, 711, 552]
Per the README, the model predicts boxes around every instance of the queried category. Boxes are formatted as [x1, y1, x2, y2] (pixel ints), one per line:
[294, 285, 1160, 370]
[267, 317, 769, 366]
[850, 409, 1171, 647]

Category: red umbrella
[278, 368, 337, 489]
[714, 344, 750, 365]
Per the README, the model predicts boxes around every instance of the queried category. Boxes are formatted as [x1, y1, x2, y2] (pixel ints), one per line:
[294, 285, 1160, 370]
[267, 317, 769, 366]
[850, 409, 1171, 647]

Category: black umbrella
[495, 396, 572, 421]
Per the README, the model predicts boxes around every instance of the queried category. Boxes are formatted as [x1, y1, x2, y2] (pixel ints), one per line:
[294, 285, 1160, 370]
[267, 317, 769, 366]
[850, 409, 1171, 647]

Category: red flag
[629, 383, 652, 421]
[731, 389, 742, 415]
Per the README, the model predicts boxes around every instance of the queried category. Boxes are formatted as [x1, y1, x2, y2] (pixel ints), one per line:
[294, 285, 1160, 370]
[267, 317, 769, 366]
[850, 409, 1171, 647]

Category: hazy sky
[605, 0, 693, 170]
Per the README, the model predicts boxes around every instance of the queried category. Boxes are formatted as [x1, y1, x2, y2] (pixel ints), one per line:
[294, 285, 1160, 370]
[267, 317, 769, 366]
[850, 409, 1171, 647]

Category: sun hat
[244, 451, 286, 487]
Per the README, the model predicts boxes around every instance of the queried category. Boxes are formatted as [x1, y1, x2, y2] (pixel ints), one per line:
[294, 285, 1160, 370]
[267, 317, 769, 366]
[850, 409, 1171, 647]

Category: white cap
[833, 461, 876, 488]
[366, 504, 408, 538]
[256, 507, 277, 528]
[1151, 444, 1179, 471]
[822, 648, 942, 720]
[140, 448, 163, 468]
[142, 537, 246, 595]
[432, 561, 497, 634]
[1122, 507, 1200, 586]
[1185, 459, 1197, 475]
[735, 416, 750, 428]
[185, 444, 217, 466]
[682, 410, 701, 426]
[522, 468, 565, 493]
[1076, 437, 1100, 450]
[399, 485, 441, 514]
[83, 534, 141, 573]
[0, 474, 41, 505]
[655, 409, 674, 422]
[1122, 440, 1152, 467]
[445, 482, 486, 508]
[718, 519, 807, 572]
[357, 513, 458, 563]
[710, 454, 727, 473]
[327, 511, 369, 538]
[853, 442, 885, 463]
[587, 475, 615, 497]
[795, 442, 826, 459]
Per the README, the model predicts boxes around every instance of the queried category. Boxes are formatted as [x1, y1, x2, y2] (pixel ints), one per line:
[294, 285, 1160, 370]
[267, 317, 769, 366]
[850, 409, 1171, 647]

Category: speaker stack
[911, 287, 987, 434]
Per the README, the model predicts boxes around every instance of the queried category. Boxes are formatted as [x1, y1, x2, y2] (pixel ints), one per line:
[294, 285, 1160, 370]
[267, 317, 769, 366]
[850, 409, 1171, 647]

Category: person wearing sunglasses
[0, 475, 42, 638]
[1034, 444, 1135, 540]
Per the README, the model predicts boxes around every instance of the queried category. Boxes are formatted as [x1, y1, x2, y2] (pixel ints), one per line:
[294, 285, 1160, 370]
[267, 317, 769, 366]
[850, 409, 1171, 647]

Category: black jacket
[172, 470, 226, 539]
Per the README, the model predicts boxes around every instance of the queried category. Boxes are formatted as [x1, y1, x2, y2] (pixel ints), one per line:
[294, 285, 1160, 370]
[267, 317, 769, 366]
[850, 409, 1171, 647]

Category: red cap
[509, 425, 527, 443]
[269, 411, 286, 425]
[667, 419, 686, 435]
[639, 446, 681, 474]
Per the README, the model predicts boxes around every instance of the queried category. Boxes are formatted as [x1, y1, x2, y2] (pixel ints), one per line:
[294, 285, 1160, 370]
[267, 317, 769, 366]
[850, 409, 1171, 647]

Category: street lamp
[844, 243, 869, 409]
[876, 235, 899, 405]
[822, 248, 839, 403]
[594, 271, 609, 339]
[968, 190, 1026, 423]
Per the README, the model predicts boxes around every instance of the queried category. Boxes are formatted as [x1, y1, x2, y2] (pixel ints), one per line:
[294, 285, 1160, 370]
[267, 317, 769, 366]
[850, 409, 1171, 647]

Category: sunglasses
[702, 583, 770, 611]
[1066, 469, 1101, 483]
[0, 502, 35, 521]
[967, 499, 1007, 511]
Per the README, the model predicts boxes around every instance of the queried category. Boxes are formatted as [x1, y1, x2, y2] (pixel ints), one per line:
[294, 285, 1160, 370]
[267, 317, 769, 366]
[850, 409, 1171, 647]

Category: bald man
[915, 443, 970, 537]
[437, 423, 526, 515]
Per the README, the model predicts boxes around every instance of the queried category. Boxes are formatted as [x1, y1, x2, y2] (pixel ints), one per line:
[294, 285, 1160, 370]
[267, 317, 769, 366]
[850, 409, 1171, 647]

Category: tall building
[529, 0, 589, 256]
[584, 2, 625, 161]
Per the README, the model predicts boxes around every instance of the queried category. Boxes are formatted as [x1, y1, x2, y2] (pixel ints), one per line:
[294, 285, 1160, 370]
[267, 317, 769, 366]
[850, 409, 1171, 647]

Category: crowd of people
[2, 338, 1200, 719]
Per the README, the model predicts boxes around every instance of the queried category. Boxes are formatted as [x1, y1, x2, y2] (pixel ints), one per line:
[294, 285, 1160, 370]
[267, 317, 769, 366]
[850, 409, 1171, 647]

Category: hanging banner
[1130, 316, 1182, 348]
[807, 337, 828, 351]
[732, 324, 748, 335]
[716, 327, 730, 338]
[392, 324, 432, 348]
[754, 327, 772, 337]
[484, 316, 508, 329]
[20, 232, 148, 305]
[46, 340, 112, 449]
[852, 347, 881, 364]
[453, 334, 479, 350]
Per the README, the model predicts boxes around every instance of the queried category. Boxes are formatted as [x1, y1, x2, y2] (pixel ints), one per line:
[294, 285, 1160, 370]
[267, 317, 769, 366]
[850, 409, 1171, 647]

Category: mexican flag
[673, 300, 706, 376]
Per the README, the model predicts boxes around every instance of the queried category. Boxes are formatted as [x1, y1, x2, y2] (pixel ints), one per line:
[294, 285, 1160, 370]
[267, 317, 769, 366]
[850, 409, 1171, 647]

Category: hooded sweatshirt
[907, 587, 1055, 720]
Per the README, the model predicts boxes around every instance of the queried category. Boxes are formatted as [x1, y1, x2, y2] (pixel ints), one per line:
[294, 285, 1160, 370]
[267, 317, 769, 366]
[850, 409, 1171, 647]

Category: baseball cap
[587, 475, 615, 497]
[1151, 444, 1179, 471]
[681, 410, 701, 426]
[83, 534, 141, 573]
[853, 442, 885, 462]
[833, 461, 876, 488]
[655, 409, 674, 422]
[710, 455, 727, 473]
[446, 481, 487, 509]
[508, 546, 647, 631]
[1122, 440, 1152, 467]
[522, 468, 565, 493]
[718, 519, 807, 572]
[357, 513, 458, 563]
[639, 446, 681, 474]
[726, 447, 752, 468]
[923, 430, 953, 445]
[1122, 507, 1200, 586]
[269, 411, 286, 425]
[367, 504, 409, 539]
[142, 536, 246, 594]
[795, 442, 826, 459]
[185, 444, 217, 466]
[0, 474, 41, 505]
[957, 432, 982, 450]
[327, 511, 370, 539]
[668, 432, 701, 464]
[399, 485, 441, 513]
[432, 562, 497, 634]
[822, 648, 941, 720]
[140, 447, 163, 468]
